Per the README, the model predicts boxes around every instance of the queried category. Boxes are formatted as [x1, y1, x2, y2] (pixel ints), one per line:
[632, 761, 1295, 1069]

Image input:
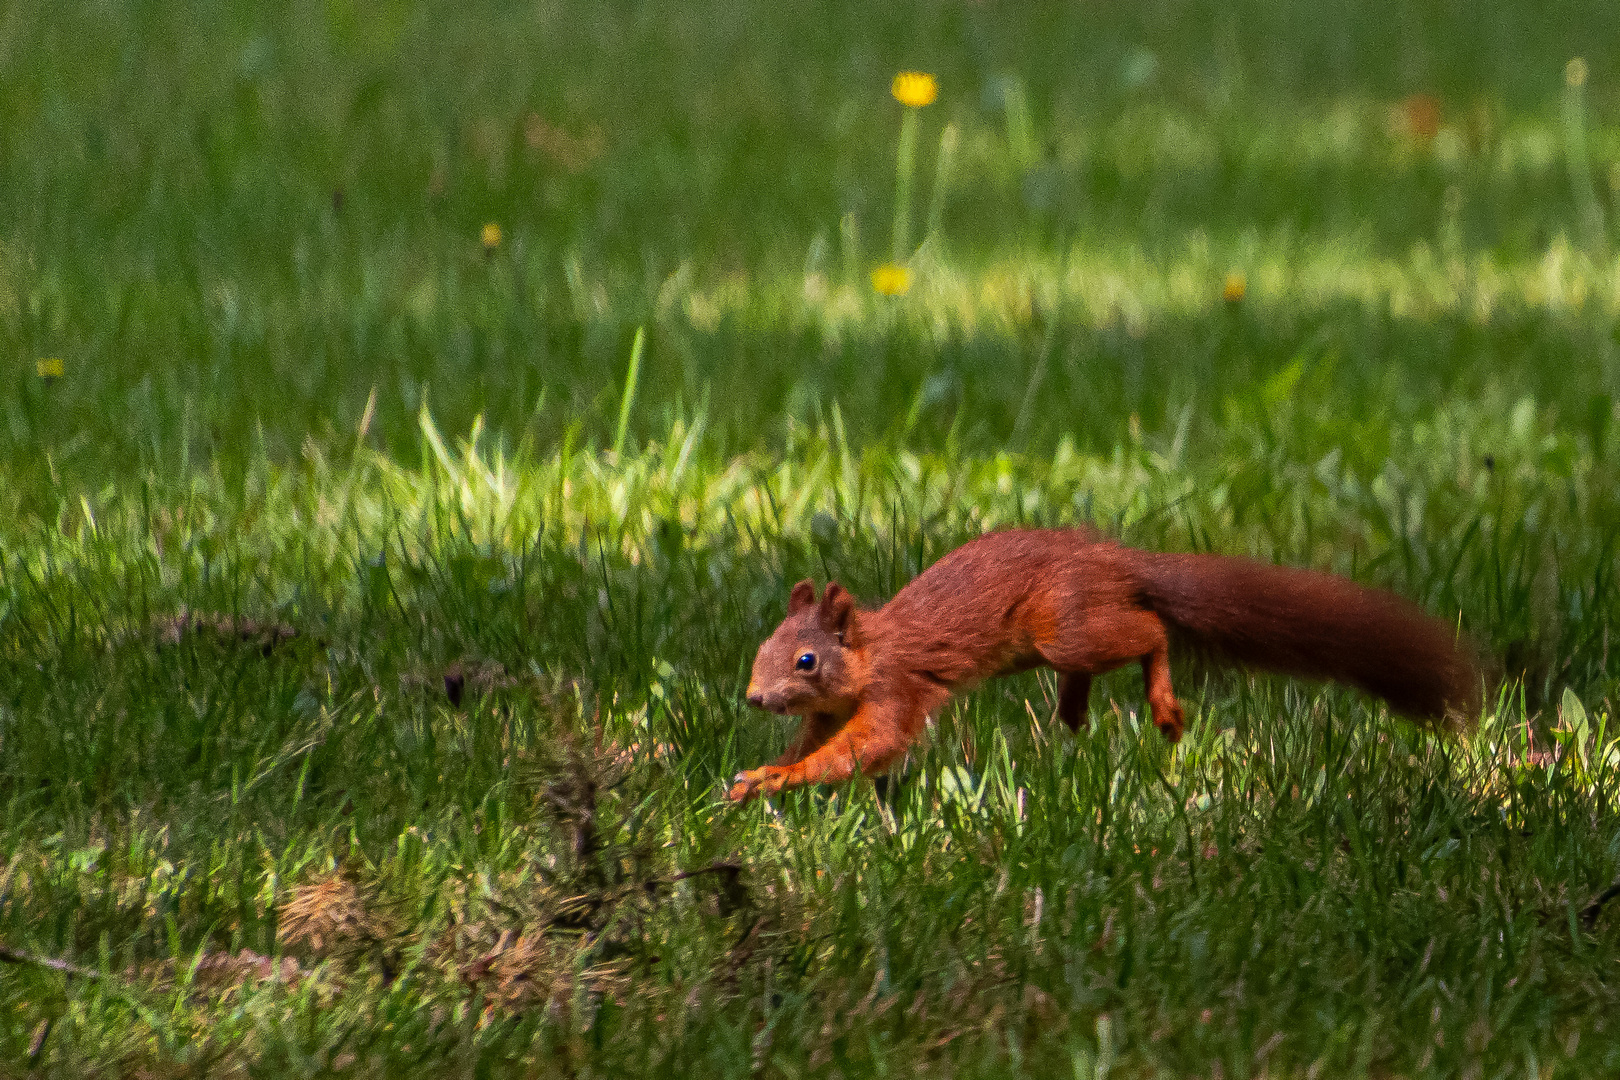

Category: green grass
[4, 0, 1620, 1075]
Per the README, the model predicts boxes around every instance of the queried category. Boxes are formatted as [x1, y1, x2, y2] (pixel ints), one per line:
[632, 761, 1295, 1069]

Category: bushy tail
[1132, 550, 1480, 728]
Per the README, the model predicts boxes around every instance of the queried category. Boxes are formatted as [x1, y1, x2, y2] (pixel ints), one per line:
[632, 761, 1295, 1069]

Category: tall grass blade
[613, 326, 645, 458]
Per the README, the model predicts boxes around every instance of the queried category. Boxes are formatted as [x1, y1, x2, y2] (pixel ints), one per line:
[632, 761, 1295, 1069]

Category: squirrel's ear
[818, 582, 859, 644]
[787, 579, 818, 614]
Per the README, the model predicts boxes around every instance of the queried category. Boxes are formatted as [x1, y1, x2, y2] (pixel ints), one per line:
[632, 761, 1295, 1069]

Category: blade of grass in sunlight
[613, 326, 645, 459]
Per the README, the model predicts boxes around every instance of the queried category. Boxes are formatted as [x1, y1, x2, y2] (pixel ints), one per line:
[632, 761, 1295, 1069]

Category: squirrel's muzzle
[746, 687, 790, 714]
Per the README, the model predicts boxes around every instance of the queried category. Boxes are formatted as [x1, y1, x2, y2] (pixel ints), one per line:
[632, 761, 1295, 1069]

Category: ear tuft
[818, 582, 859, 644]
[787, 579, 818, 615]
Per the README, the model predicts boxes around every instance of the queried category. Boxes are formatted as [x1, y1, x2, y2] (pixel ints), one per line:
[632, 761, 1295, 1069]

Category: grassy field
[4, 1, 1620, 1075]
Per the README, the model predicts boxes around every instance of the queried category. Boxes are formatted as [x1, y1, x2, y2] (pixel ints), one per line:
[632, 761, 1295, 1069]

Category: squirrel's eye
[795, 652, 817, 672]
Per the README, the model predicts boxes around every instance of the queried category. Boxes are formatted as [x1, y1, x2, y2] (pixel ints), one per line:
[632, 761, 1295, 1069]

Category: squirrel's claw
[728, 767, 786, 803]
[727, 771, 760, 803]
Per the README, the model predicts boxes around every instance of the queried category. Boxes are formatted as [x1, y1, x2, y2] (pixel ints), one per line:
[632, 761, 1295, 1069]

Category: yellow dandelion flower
[891, 72, 938, 108]
[1222, 272, 1247, 304]
[871, 263, 912, 296]
[36, 357, 64, 378]
[481, 222, 502, 250]
[1567, 57, 1589, 88]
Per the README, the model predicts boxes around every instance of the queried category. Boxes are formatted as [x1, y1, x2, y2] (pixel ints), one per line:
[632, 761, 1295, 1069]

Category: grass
[3, 0, 1620, 1075]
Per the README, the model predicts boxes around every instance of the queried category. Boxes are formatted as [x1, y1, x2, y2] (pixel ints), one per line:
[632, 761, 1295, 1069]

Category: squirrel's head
[746, 580, 866, 716]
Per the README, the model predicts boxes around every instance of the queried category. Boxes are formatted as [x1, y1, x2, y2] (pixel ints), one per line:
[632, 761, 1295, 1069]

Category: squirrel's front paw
[727, 767, 787, 803]
[726, 771, 759, 803]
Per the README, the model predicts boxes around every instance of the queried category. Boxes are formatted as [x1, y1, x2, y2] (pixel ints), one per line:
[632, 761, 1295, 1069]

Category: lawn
[3, 1, 1620, 1075]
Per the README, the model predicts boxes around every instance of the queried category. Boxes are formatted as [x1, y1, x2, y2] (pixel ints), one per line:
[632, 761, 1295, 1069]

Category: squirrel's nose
[746, 692, 765, 709]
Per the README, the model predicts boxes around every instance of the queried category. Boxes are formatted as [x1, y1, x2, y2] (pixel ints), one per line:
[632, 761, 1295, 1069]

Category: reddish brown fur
[728, 528, 1480, 802]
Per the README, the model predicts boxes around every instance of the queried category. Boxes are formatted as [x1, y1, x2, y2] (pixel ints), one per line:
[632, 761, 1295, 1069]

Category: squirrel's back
[869, 528, 1119, 685]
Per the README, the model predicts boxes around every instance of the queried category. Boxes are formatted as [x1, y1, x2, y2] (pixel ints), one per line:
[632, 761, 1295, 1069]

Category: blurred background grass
[7, 0, 1620, 482]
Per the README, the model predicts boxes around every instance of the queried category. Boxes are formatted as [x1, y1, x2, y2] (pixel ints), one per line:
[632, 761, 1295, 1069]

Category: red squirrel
[728, 528, 1479, 802]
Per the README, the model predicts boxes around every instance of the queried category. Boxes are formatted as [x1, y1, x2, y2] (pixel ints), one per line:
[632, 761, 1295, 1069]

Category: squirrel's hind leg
[1034, 601, 1183, 743]
[1056, 672, 1092, 731]
[1140, 636, 1184, 742]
